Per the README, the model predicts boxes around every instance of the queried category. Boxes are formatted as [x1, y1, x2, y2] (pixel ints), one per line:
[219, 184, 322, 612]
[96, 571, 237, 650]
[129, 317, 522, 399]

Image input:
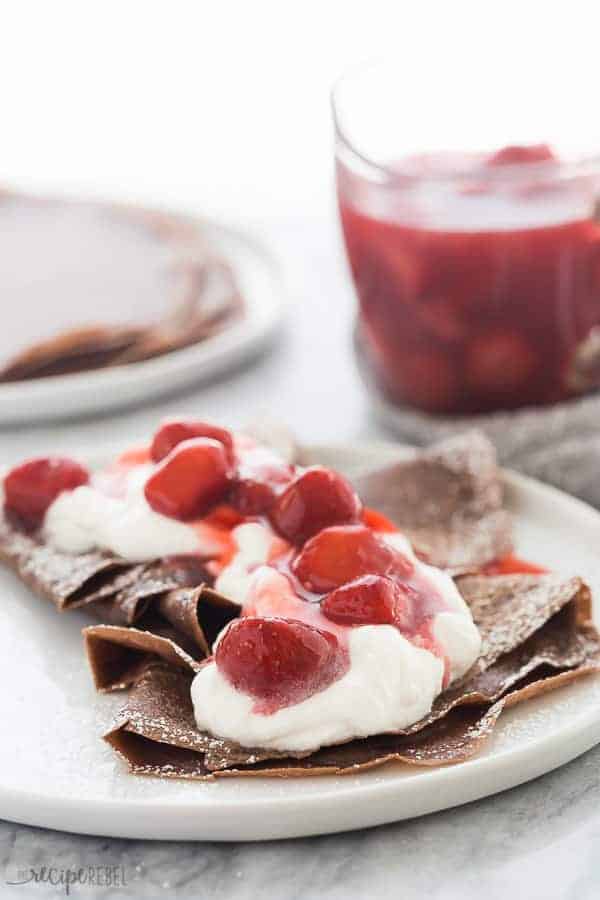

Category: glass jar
[333, 59, 600, 415]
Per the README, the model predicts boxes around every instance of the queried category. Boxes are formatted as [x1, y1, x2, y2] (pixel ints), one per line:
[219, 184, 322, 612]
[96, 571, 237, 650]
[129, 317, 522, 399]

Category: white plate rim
[0, 219, 285, 424]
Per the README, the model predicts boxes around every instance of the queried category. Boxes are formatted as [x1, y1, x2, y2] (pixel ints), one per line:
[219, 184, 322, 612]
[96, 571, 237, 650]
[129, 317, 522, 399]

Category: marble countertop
[1, 217, 598, 899]
[3, 742, 600, 899]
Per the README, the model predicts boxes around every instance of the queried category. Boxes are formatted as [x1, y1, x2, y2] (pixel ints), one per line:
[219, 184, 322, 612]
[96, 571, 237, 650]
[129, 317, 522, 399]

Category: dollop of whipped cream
[193, 624, 445, 752]
[43, 463, 221, 561]
[191, 525, 481, 752]
[38, 437, 288, 564]
[214, 521, 278, 604]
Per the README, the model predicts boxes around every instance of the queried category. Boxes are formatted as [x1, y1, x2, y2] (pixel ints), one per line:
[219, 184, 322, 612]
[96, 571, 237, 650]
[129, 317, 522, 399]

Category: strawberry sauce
[339, 146, 600, 414]
[483, 554, 548, 575]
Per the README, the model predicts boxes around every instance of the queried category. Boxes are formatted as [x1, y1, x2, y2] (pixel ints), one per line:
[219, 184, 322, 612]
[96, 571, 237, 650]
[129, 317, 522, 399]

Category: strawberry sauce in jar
[333, 61, 600, 415]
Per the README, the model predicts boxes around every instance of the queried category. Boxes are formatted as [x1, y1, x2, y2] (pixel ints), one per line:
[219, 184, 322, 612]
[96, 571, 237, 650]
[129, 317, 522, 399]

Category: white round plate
[1, 442, 600, 842]
[0, 221, 284, 424]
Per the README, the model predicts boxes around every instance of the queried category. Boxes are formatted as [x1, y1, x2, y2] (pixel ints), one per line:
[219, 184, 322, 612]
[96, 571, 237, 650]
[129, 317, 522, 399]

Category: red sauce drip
[362, 507, 398, 532]
[483, 553, 548, 575]
[94, 445, 151, 498]
[116, 445, 151, 467]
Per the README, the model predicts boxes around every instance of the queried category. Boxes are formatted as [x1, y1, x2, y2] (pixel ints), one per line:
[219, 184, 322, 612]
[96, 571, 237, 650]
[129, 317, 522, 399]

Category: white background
[2, 0, 599, 221]
[3, 0, 600, 456]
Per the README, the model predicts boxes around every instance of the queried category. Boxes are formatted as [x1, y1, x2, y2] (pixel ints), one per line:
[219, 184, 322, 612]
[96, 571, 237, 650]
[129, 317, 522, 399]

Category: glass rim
[330, 57, 600, 185]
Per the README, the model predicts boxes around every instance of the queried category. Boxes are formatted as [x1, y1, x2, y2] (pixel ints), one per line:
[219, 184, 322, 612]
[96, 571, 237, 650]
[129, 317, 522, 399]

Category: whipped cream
[191, 532, 482, 752]
[43, 463, 221, 562]
[39, 438, 289, 564]
[214, 522, 275, 605]
[192, 625, 445, 752]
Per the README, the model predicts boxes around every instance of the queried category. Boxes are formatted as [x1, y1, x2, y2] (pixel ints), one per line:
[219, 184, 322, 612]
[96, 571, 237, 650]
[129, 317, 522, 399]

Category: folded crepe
[84, 573, 600, 779]
[354, 430, 513, 571]
[0, 521, 238, 659]
[0, 431, 513, 654]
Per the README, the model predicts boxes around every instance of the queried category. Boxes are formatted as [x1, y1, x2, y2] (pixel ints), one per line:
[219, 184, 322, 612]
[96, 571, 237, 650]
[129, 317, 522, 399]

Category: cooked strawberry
[465, 329, 536, 394]
[270, 467, 362, 545]
[150, 419, 235, 464]
[418, 298, 466, 343]
[292, 524, 413, 594]
[230, 479, 277, 516]
[382, 349, 461, 413]
[369, 235, 422, 304]
[487, 144, 555, 166]
[144, 438, 232, 520]
[230, 454, 293, 516]
[322, 575, 395, 625]
[4, 456, 89, 530]
[215, 616, 348, 711]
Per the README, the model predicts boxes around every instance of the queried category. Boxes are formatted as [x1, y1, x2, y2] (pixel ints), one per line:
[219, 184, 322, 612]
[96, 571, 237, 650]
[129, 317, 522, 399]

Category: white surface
[1, 2, 598, 221]
[1, 442, 600, 841]
[0, 221, 285, 424]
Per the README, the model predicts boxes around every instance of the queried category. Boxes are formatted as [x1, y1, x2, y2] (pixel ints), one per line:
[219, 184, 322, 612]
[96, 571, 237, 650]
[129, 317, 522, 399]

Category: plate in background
[0, 220, 284, 424]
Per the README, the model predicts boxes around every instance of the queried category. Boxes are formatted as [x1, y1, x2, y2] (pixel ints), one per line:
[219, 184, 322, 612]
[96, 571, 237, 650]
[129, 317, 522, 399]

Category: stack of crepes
[1, 431, 599, 779]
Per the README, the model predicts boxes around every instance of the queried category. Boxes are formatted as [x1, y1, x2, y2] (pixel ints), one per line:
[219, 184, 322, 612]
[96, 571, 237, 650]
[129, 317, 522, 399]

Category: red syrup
[482, 554, 548, 575]
[339, 146, 600, 414]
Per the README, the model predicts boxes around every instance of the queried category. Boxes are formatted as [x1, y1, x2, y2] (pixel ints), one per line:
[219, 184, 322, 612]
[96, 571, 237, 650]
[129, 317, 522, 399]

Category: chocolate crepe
[354, 431, 513, 571]
[0, 519, 239, 656]
[0, 326, 147, 382]
[85, 624, 200, 692]
[87, 573, 600, 779]
[0, 521, 126, 610]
